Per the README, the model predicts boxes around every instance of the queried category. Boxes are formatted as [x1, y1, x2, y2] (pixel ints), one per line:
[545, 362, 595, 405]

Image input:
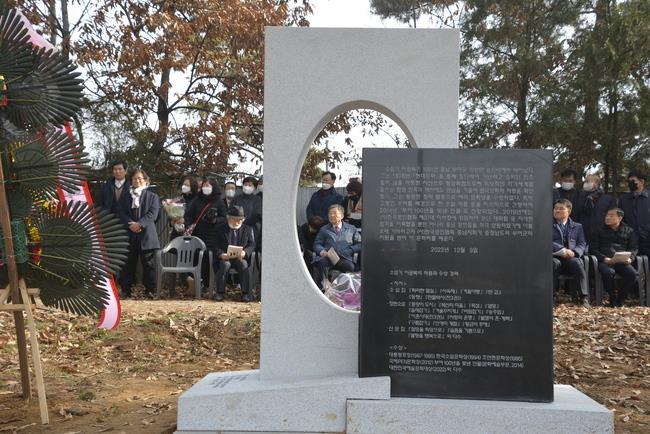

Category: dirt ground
[0, 296, 648, 433]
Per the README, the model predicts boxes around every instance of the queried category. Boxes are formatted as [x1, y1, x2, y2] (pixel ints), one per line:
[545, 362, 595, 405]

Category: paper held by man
[326, 248, 340, 265]
[610, 251, 632, 264]
[227, 245, 243, 259]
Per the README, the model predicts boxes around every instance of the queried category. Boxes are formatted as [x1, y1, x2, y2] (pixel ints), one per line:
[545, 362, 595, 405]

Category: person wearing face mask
[98, 160, 130, 217]
[343, 179, 363, 228]
[306, 171, 344, 222]
[223, 180, 237, 209]
[118, 169, 160, 298]
[184, 177, 227, 293]
[256, 176, 263, 199]
[580, 174, 616, 247]
[619, 170, 650, 255]
[213, 206, 256, 302]
[233, 176, 263, 229]
[552, 168, 585, 223]
[298, 215, 325, 278]
[169, 175, 199, 240]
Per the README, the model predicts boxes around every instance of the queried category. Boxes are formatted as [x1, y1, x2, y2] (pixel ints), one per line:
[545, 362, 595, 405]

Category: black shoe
[242, 293, 252, 302]
[214, 293, 224, 301]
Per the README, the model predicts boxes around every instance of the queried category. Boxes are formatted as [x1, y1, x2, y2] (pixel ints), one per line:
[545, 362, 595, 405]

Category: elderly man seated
[553, 198, 589, 306]
[590, 208, 638, 307]
[213, 206, 256, 302]
[313, 204, 361, 289]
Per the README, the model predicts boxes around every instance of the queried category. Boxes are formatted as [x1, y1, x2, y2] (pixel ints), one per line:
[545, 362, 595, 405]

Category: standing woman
[120, 169, 161, 298]
[184, 177, 227, 293]
[170, 175, 199, 240]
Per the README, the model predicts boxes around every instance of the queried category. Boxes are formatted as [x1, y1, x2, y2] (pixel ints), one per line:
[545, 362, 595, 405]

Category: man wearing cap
[313, 204, 361, 289]
[619, 170, 650, 255]
[213, 206, 256, 302]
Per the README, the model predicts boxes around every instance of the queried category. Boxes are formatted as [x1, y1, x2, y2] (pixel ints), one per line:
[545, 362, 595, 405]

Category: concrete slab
[176, 370, 390, 433]
[346, 384, 614, 434]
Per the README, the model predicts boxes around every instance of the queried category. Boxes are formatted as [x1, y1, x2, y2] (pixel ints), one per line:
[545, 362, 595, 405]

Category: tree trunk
[153, 66, 171, 157]
[60, 0, 70, 60]
[48, 0, 57, 46]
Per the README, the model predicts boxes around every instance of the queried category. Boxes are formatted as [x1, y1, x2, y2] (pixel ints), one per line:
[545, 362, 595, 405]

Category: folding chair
[156, 236, 206, 299]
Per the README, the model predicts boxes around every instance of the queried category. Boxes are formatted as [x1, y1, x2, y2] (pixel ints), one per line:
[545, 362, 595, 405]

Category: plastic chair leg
[194, 271, 202, 299]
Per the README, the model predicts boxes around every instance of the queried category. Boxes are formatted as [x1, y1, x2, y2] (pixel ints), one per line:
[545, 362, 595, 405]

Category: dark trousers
[214, 259, 250, 294]
[122, 243, 156, 296]
[317, 257, 356, 288]
[553, 257, 588, 296]
[598, 262, 638, 305]
[640, 237, 650, 256]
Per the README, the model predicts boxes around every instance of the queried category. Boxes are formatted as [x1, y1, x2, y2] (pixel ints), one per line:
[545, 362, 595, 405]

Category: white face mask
[321, 182, 332, 190]
[181, 185, 192, 194]
[243, 185, 255, 195]
[561, 182, 574, 191]
[225, 189, 236, 198]
[202, 186, 213, 196]
[583, 182, 594, 192]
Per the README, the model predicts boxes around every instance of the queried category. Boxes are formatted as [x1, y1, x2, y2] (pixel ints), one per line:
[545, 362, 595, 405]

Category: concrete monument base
[175, 370, 390, 433]
[177, 382, 612, 434]
[347, 385, 613, 434]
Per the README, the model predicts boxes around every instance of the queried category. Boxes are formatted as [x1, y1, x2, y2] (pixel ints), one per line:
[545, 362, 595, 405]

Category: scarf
[130, 185, 148, 208]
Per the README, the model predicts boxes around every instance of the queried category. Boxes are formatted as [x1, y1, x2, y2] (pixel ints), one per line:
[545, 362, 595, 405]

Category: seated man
[313, 204, 361, 289]
[213, 206, 256, 302]
[590, 208, 638, 307]
[298, 215, 325, 278]
[552, 199, 589, 306]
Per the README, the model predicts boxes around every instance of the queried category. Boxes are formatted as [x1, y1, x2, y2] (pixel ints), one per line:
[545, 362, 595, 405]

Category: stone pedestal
[347, 385, 613, 434]
[177, 381, 612, 434]
[176, 370, 390, 433]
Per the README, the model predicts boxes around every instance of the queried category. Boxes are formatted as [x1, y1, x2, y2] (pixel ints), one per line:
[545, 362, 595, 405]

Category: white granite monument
[176, 27, 613, 434]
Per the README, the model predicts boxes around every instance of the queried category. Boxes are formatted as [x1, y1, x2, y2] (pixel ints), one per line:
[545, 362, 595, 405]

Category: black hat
[227, 205, 246, 219]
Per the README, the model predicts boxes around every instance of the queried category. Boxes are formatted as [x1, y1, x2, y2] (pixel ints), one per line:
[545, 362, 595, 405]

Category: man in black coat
[619, 170, 650, 256]
[581, 174, 617, 247]
[590, 208, 638, 307]
[97, 160, 130, 217]
[213, 206, 256, 302]
[553, 168, 585, 223]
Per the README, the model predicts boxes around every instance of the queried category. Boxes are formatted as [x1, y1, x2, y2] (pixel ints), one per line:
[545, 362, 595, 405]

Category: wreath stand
[0, 149, 49, 424]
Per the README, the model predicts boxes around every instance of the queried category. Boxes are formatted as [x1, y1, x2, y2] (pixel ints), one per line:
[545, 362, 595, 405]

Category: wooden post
[20, 280, 49, 424]
[0, 135, 32, 400]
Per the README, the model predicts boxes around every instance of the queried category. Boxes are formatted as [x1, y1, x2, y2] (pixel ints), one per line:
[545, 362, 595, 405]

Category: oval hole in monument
[297, 109, 410, 311]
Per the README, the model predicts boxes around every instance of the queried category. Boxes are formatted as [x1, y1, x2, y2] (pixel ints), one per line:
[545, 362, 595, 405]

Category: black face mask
[628, 180, 639, 192]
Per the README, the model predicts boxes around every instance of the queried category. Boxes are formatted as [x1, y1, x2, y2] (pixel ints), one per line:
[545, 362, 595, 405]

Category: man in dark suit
[552, 198, 589, 307]
[213, 206, 256, 302]
[590, 208, 638, 307]
[581, 174, 617, 247]
[553, 168, 585, 223]
[98, 160, 130, 216]
[619, 170, 650, 256]
[313, 204, 361, 290]
[306, 171, 344, 222]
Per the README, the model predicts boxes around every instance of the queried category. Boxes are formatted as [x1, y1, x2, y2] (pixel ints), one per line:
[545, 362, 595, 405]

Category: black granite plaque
[359, 149, 553, 402]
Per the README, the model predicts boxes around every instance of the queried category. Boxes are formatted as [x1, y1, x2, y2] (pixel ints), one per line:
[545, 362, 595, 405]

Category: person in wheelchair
[313, 204, 361, 290]
[590, 208, 639, 307]
[213, 206, 256, 302]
